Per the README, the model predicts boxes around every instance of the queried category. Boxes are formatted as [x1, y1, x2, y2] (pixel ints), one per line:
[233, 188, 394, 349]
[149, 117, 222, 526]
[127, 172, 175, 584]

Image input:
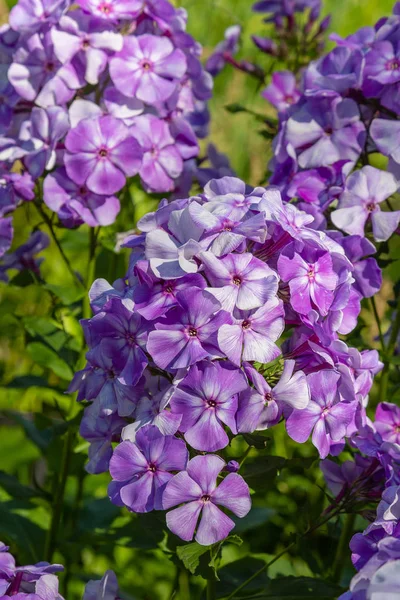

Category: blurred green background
[0, 1, 398, 599]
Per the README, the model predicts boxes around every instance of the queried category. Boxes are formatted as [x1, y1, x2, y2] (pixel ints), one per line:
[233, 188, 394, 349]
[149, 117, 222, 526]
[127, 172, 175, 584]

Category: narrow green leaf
[26, 342, 73, 380]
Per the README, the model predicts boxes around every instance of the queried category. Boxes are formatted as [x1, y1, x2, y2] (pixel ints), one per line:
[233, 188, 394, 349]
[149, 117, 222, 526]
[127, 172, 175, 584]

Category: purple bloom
[200, 250, 279, 312]
[286, 370, 356, 458]
[170, 361, 247, 452]
[365, 41, 400, 86]
[278, 250, 338, 316]
[147, 289, 230, 371]
[9, 0, 69, 33]
[0, 231, 49, 281]
[331, 166, 400, 242]
[304, 46, 363, 94]
[130, 115, 183, 193]
[0, 218, 13, 259]
[0, 171, 34, 217]
[51, 12, 123, 85]
[80, 404, 125, 474]
[108, 425, 188, 512]
[262, 71, 301, 113]
[83, 570, 119, 600]
[64, 115, 143, 195]
[370, 118, 400, 165]
[77, 0, 144, 21]
[43, 168, 120, 228]
[110, 35, 186, 105]
[0, 81, 20, 135]
[205, 26, 241, 77]
[340, 235, 382, 298]
[163, 454, 251, 545]
[237, 360, 310, 432]
[375, 403, 400, 445]
[253, 0, 321, 18]
[218, 297, 284, 366]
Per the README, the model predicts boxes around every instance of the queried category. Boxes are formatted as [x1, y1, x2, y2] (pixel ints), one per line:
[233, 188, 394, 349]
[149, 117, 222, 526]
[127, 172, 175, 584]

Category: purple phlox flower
[133, 268, 205, 320]
[297, 202, 327, 231]
[339, 235, 382, 298]
[225, 460, 240, 473]
[364, 40, 400, 87]
[68, 98, 104, 128]
[251, 36, 278, 56]
[0, 80, 20, 135]
[0, 550, 64, 600]
[205, 25, 241, 77]
[110, 34, 186, 105]
[88, 277, 135, 314]
[83, 570, 119, 600]
[83, 297, 148, 386]
[9, 0, 69, 34]
[218, 297, 284, 367]
[286, 161, 350, 207]
[285, 96, 366, 169]
[51, 12, 124, 85]
[8, 31, 82, 108]
[77, 0, 165, 22]
[375, 403, 400, 445]
[0, 230, 49, 280]
[321, 455, 383, 501]
[43, 167, 120, 228]
[329, 27, 376, 53]
[0, 170, 34, 218]
[331, 166, 400, 242]
[121, 374, 181, 439]
[370, 118, 400, 165]
[304, 46, 364, 94]
[167, 116, 199, 161]
[102, 87, 144, 125]
[130, 115, 183, 192]
[278, 248, 338, 316]
[147, 288, 230, 371]
[108, 424, 188, 512]
[0, 218, 13, 259]
[286, 370, 356, 458]
[19, 106, 69, 179]
[203, 176, 265, 206]
[80, 404, 125, 474]
[163, 454, 251, 545]
[200, 250, 279, 312]
[237, 360, 309, 432]
[350, 527, 388, 572]
[64, 115, 143, 195]
[170, 360, 247, 452]
[373, 485, 400, 535]
[196, 144, 236, 188]
[253, 0, 321, 19]
[262, 71, 301, 113]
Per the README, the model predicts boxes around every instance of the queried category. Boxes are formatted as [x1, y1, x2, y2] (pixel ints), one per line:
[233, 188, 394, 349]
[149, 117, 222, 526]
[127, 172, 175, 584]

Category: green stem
[370, 296, 385, 352]
[206, 577, 216, 600]
[379, 294, 400, 403]
[44, 428, 74, 562]
[331, 513, 356, 583]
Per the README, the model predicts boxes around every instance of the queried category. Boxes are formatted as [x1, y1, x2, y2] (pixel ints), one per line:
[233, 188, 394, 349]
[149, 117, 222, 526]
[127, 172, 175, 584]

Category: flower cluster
[0, 542, 64, 599]
[0, 0, 212, 266]
[267, 4, 400, 242]
[70, 175, 382, 545]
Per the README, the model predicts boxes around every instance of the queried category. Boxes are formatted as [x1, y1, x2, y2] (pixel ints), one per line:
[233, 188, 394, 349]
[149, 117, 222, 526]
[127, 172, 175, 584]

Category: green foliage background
[0, 1, 398, 599]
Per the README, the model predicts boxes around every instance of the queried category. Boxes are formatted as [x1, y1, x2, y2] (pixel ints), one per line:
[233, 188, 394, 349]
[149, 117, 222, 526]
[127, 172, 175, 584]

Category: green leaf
[26, 341, 73, 380]
[0, 471, 44, 499]
[233, 507, 275, 534]
[0, 505, 46, 564]
[262, 575, 344, 598]
[215, 557, 269, 598]
[44, 283, 85, 305]
[242, 432, 270, 449]
[176, 542, 211, 575]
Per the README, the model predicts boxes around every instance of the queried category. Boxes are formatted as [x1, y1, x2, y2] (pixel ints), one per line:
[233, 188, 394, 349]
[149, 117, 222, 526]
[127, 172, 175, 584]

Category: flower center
[99, 2, 112, 14]
[285, 95, 294, 104]
[45, 61, 55, 72]
[188, 327, 198, 337]
[324, 126, 333, 135]
[107, 368, 116, 379]
[307, 265, 315, 280]
[141, 60, 153, 72]
[201, 494, 211, 502]
[164, 284, 174, 294]
[148, 463, 157, 473]
[150, 145, 159, 158]
[394, 425, 400, 433]
[82, 38, 90, 50]
[207, 399, 217, 408]
[386, 59, 400, 71]
[241, 319, 251, 330]
[126, 333, 136, 346]
[79, 186, 88, 196]
[233, 276, 241, 286]
[264, 392, 273, 403]
[98, 147, 108, 158]
[366, 202, 376, 212]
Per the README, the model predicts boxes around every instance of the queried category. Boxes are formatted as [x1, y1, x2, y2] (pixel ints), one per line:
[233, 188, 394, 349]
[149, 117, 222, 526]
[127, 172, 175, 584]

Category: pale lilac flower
[331, 166, 400, 242]
[147, 289, 230, 371]
[170, 361, 247, 452]
[80, 404, 125, 474]
[64, 115, 143, 195]
[375, 403, 400, 445]
[218, 297, 284, 366]
[370, 119, 400, 164]
[286, 370, 356, 458]
[163, 454, 251, 545]
[340, 235, 382, 299]
[110, 35, 186, 105]
[278, 250, 338, 316]
[83, 570, 119, 600]
[0, 171, 34, 217]
[0, 218, 13, 258]
[0, 81, 20, 134]
[205, 25, 241, 77]
[365, 41, 400, 86]
[200, 250, 279, 312]
[108, 425, 188, 512]
[9, 0, 69, 34]
[262, 71, 301, 113]
[0, 231, 49, 281]
[304, 46, 364, 94]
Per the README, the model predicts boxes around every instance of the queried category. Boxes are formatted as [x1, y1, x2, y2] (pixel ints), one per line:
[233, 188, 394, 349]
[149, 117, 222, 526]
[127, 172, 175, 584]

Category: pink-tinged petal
[371, 210, 400, 242]
[158, 146, 183, 179]
[236, 390, 264, 433]
[109, 440, 148, 481]
[166, 501, 202, 542]
[139, 34, 173, 62]
[185, 409, 229, 452]
[156, 48, 187, 78]
[120, 471, 155, 512]
[147, 329, 187, 370]
[156, 437, 188, 472]
[311, 419, 330, 459]
[314, 253, 338, 290]
[140, 154, 174, 192]
[170, 391, 205, 430]
[237, 276, 278, 310]
[218, 324, 243, 366]
[35, 574, 60, 600]
[109, 136, 142, 177]
[86, 158, 126, 195]
[212, 474, 251, 518]
[288, 276, 313, 315]
[64, 151, 97, 185]
[153, 470, 173, 510]
[278, 252, 308, 281]
[195, 502, 235, 546]
[51, 29, 81, 63]
[325, 402, 355, 441]
[286, 403, 321, 443]
[242, 329, 281, 364]
[65, 118, 102, 152]
[206, 285, 238, 313]
[85, 47, 107, 85]
[331, 205, 368, 236]
[172, 338, 210, 369]
[109, 57, 141, 98]
[163, 471, 202, 509]
[310, 282, 334, 316]
[136, 72, 176, 105]
[187, 455, 225, 494]
[273, 364, 310, 409]
[90, 30, 124, 52]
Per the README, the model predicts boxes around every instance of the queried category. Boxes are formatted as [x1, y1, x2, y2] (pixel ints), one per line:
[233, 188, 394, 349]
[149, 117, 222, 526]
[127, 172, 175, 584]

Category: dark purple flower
[64, 115, 143, 195]
[130, 115, 183, 192]
[110, 35, 186, 105]
[83, 570, 119, 600]
[365, 41, 400, 86]
[0, 231, 49, 281]
[340, 235, 382, 298]
[200, 250, 279, 312]
[205, 26, 241, 77]
[108, 425, 188, 512]
[170, 361, 247, 452]
[43, 168, 120, 228]
[80, 404, 125, 474]
[286, 370, 356, 458]
[278, 250, 338, 316]
[237, 360, 309, 432]
[147, 289, 230, 371]
[304, 46, 363, 94]
[9, 0, 69, 34]
[163, 454, 251, 545]
[218, 297, 284, 366]
[0, 217, 13, 259]
[262, 71, 301, 113]
[0, 171, 34, 218]
[375, 403, 400, 445]
[331, 166, 400, 242]
[253, 0, 321, 18]
[0, 80, 20, 135]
